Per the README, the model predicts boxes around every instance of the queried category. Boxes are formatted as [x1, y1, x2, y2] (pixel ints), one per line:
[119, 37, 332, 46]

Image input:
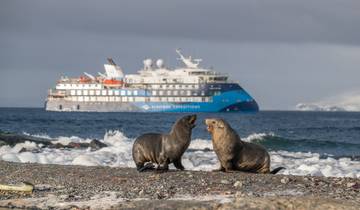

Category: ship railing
[48, 89, 66, 97]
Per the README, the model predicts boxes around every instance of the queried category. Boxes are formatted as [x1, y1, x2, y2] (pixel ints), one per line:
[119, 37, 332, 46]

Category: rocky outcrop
[0, 131, 107, 151]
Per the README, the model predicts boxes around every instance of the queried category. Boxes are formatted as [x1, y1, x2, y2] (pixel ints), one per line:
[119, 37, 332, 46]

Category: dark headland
[0, 161, 359, 210]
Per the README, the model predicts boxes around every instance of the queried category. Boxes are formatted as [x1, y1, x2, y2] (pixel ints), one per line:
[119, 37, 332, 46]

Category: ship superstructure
[45, 49, 259, 112]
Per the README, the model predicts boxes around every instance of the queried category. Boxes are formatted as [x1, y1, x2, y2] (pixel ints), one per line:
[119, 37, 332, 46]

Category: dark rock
[0, 132, 52, 147]
[18, 148, 27, 153]
[67, 142, 83, 149]
[89, 139, 107, 150]
[47, 140, 107, 150]
[50, 143, 66, 149]
[0, 140, 6, 147]
[203, 147, 212, 152]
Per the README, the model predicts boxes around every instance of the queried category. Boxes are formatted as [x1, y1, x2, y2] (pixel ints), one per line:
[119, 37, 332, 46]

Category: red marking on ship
[103, 79, 123, 86]
[79, 76, 92, 83]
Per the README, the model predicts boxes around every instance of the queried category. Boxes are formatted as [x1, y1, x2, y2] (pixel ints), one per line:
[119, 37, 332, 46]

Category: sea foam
[1, 130, 359, 178]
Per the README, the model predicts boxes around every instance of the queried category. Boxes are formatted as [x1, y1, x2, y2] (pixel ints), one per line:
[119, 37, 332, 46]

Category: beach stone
[35, 184, 52, 191]
[138, 189, 145, 196]
[221, 180, 230, 184]
[336, 180, 344, 185]
[281, 177, 290, 184]
[233, 181, 243, 188]
[235, 191, 245, 197]
[347, 182, 356, 188]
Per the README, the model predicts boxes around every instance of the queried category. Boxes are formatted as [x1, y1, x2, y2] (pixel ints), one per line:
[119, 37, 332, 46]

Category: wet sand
[0, 160, 359, 209]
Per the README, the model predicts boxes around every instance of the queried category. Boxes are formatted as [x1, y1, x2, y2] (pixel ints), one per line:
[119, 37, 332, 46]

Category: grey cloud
[1, 0, 360, 45]
[1, 0, 360, 109]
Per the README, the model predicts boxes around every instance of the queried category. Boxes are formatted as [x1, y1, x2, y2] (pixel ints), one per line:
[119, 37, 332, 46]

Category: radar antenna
[175, 48, 202, 69]
[107, 58, 117, 66]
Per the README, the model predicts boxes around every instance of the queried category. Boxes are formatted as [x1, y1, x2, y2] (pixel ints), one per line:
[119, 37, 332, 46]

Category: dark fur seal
[132, 115, 197, 172]
[205, 118, 284, 174]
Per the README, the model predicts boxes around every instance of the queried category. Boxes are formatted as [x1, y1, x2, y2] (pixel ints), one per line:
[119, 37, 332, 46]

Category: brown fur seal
[205, 118, 284, 174]
[132, 115, 196, 172]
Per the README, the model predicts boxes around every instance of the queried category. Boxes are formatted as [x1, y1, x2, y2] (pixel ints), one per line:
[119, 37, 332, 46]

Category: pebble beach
[0, 160, 359, 209]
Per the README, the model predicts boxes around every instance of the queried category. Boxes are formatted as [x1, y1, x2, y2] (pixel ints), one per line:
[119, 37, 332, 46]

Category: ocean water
[0, 108, 359, 177]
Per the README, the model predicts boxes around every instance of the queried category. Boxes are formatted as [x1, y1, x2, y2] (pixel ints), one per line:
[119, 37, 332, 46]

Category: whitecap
[1, 131, 359, 178]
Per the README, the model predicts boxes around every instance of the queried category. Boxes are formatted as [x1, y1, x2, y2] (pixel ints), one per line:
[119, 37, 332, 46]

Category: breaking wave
[0, 130, 359, 178]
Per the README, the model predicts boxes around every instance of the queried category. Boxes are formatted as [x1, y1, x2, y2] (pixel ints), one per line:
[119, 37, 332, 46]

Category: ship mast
[175, 48, 202, 69]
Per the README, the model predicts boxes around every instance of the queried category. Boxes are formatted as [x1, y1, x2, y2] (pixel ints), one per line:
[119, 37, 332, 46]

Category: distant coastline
[296, 103, 360, 112]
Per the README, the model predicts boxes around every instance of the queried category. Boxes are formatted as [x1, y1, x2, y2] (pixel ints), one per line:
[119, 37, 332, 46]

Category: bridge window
[214, 77, 227, 81]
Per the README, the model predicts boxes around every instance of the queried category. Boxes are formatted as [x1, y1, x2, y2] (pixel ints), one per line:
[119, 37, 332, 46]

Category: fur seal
[205, 118, 284, 174]
[132, 115, 197, 172]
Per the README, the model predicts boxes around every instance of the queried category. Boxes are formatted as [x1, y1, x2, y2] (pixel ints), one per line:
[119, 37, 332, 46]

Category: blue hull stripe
[132, 90, 259, 112]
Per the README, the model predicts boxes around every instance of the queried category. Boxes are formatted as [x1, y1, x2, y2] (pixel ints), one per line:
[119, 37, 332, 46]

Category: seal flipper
[173, 159, 185, 170]
[137, 163, 155, 172]
[270, 167, 285, 174]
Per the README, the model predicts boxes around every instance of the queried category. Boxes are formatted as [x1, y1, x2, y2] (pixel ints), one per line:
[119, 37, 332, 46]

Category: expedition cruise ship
[45, 50, 259, 112]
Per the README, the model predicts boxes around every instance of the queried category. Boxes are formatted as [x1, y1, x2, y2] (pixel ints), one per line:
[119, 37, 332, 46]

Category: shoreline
[0, 161, 359, 209]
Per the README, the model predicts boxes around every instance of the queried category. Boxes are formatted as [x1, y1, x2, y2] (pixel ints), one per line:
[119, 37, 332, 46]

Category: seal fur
[132, 115, 196, 172]
[205, 118, 284, 174]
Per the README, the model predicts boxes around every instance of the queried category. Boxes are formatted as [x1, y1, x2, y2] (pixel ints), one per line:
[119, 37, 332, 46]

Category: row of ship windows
[151, 84, 200, 89]
[58, 84, 200, 89]
[70, 90, 138, 96]
[69, 90, 207, 96]
[67, 96, 211, 103]
[149, 90, 206, 96]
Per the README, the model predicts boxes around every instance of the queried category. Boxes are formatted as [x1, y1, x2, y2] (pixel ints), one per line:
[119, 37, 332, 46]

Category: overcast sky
[1, 0, 360, 109]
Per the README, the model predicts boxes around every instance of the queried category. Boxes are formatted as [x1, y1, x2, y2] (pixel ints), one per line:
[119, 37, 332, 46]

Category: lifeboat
[103, 79, 123, 87]
[79, 76, 92, 83]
